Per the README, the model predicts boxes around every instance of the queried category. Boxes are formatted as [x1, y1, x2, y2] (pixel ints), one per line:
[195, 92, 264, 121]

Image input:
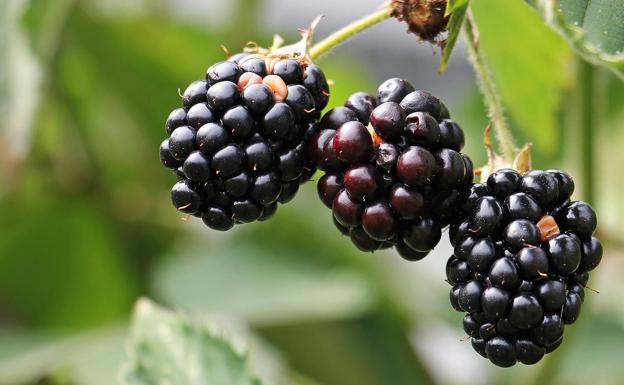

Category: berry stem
[310, 6, 391, 60]
[462, 10, 517, 163]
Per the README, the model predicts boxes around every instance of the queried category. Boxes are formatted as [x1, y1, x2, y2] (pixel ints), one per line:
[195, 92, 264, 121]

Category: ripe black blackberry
[160, 25, 329, 230]
[446, 168, 602, 367]
[310, 78, 473, 259]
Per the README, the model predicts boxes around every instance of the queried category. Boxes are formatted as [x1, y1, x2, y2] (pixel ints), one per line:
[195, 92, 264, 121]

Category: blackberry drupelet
[446, 168, 602, 367]
[160, 36, 329, 230]
[310, 78, 473, 259]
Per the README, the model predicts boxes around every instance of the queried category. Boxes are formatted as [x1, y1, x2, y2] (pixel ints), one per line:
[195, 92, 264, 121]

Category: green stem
[578, 59, 595, 205]
[462, 10, 516, 162]
[310, 6, 391, 60]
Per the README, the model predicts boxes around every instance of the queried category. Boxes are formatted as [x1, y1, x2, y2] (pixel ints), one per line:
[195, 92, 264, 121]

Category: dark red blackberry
[446, 168, 602, 367]
[159, 24, 329, 230]
[310, 79, 473, 258]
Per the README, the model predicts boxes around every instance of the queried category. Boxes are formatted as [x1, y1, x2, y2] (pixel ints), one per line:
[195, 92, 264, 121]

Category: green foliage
[530, 0, 624, 80]
[470, 0, 572, 158]
[20, 0, 76, 61]
[0, 193, 135, 329]
[445, 0, 470, 15]
[123, 299, 263, 385]
[439, 0, 470, 72]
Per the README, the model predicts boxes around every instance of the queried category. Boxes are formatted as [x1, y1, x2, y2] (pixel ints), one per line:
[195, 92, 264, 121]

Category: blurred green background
[1, 0, 623, 384]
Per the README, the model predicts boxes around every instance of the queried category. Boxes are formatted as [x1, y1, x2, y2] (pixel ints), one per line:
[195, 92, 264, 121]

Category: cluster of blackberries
[159, 63, 603, 367]
[447, 169, 601, 366]
[159, 53, 329, 230]
[310, 78, 473, 259]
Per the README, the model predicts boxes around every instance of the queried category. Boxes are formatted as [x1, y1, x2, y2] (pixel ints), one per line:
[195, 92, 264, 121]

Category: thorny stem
[463, 10, 517, 162]
[310, 6, 392, 60]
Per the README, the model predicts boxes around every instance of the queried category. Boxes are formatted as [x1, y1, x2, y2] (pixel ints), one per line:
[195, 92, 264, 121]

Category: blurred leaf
[122, 299, 262, 385]
[0, 0, 43, 175]
[287, 372, 326, 385]
[153, 239, 375, 326]
[0, 329, 48, 362]
[470, 0, 572, 157]
[0, 193, 136, 329]
[259, 315, 436, 385]
[0, 313, 327, 385]
[187, 197, 437, 385]
[439, 0, 470, 72]
[21, 0, 76, 61]
[530, 0, 624, 80]
[0, 326, 125, 385]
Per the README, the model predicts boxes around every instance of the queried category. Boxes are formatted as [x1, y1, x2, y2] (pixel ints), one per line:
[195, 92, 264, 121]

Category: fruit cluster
[159, 53, 329, 230]
[159, 57, 603, 366]
[310, 78, 473, 259]
[446, 169, 602, 366]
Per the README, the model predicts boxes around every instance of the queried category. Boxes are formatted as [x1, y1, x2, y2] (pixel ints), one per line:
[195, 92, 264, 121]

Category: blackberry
[159, 24, 329, 230]
[310, 79, 473, 259]
[446, 168, 602, 367]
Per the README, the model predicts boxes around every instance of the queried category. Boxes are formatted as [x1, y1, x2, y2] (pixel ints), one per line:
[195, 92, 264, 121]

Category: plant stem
[310, 6, 391, 60]
[578, 59, 595, 205]
[462, 10, 516, 162]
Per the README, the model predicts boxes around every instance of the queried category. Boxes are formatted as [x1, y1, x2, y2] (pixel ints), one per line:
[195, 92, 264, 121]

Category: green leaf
[439, 0, 470, 72]
[531, 0, 624, 80]
[122, 299, 262, 385]
[445, 0, 470, 16]
[0, 317, 325, 385]
[470, 0, 572, 157]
